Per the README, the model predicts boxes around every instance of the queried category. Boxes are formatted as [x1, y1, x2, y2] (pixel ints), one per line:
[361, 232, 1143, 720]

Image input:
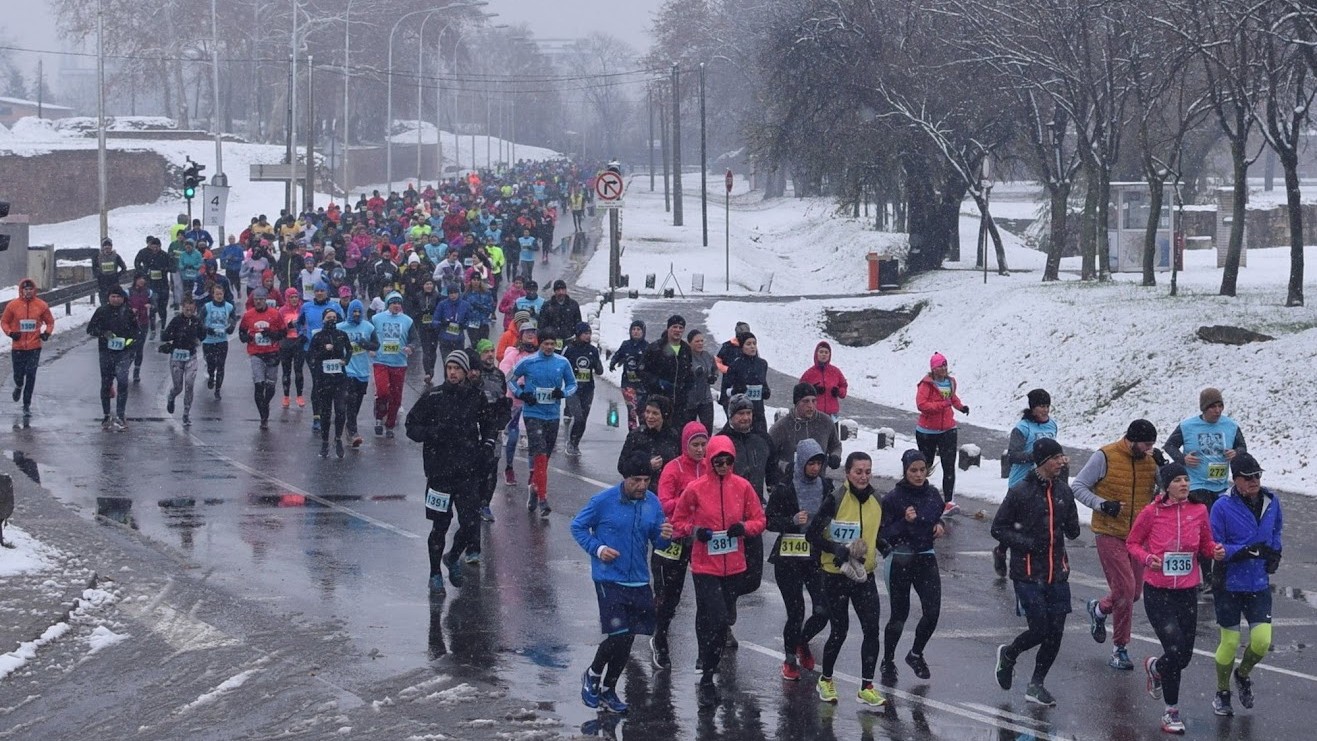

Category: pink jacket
[915, 374, 963, 432]
[1126, 495, 1217, 590]
[658, 422, 710, 518]
[671, 436, 767, 577]
[800, 341, 847, 416]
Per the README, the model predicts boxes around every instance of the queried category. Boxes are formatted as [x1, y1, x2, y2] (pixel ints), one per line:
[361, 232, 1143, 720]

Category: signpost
[601, 167, 625, 313]
[596, 170, 625, 209]
[202, 184, 230, 236]
[725, 169, 733, 291]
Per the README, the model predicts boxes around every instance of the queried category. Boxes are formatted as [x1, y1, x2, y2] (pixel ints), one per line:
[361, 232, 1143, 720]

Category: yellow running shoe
[856, 684, 886, 707]
[816, 677, 839, 704]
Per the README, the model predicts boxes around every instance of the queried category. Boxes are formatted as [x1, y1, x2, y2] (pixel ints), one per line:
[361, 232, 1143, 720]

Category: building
[0, 96, 74, 127]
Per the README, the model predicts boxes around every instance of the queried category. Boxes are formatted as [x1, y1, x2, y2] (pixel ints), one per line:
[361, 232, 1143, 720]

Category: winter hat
[1199, 387, 1224, 412]
[518, 320, 538, 334]
[475, 339, 494, 353]
[1230, 452, 1264, 479]
[629, 319, 646, 333]
[338, 285, 353, 297]
[107, 285, 126, 299]
[575, 321, 591, 337]
[100, 237, 113, 247]
[285, 287, 299, 300]
[929, 352, 948, 369]
[1027, 388, 1052, 409]
[646, 394, 672, 421]
[734, 321, 750, 335]
[553, 279, 567, 290]
[1124, 419, 1157, 444]
[666, 314, 686, 329]
[727, 393, 754, 417]
[512, 310, 531, 327]
[1158, 462, 1189, 491]
[619, 454, 652, 479]
[250, 288, 269, 301]
[444, 350, 470, 374]
[1032, 437, 1064, 466]
[18, 278, 35, 290]
[464, 348, 482, 371]
[385, 291, 404, 305]
[901, 449, 927, 474]
[793, 382, 818, 405]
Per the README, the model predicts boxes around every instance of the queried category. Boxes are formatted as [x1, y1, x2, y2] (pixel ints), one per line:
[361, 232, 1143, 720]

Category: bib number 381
[707, 531, 738, 555]
[1162, 552, 1194, 577]
[425, 488, 452, 514]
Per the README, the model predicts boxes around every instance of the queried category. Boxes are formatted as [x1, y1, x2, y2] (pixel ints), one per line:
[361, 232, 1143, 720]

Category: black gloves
[696, 528, 714, 542]
[7, 333, 19, 341]
[39, 332, 50, 341]
[481, 439, 497, 458]
[876, 538, 893, 558]
[1151, 448, 1168, 466]
[726, 523, 746, 538]
[830, 386, 840, 398]
[1099, 500, 1122, 517]
[1262, 546, 1282, 574]
[827, 454, 841, 470]
[518, 391, 538, 405]
[551, 388, 565, 399]
[960, 405, 970, 415]
[1230, 543, 1265, 562]
[814, 384, 825, 395]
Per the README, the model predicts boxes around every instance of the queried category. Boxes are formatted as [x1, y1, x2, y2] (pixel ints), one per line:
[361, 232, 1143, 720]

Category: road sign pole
[725, 169, 732, 291]
[610, 207, 620, 313]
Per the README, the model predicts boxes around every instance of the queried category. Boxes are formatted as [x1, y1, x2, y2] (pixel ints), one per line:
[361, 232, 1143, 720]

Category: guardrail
[0, 276, 125, 317]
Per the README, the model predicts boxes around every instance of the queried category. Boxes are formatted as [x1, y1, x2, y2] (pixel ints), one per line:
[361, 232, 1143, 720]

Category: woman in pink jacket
[800, 341, 848, 419]
[648, 421, 710, 669]
[671, 435, 766, 709]
[1126, 462, 1225, 735]
[914, 352, 969, 515]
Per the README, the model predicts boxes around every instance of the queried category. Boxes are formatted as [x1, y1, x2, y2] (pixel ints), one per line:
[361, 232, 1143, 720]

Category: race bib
[425, 488, 451, 513]
[625, 370, 639, 383]
[381, 341, 401, 354]
[351, 342, 363, 355]
[303, 283, 314, 294]
[321, 359, 343, 374]
[107, 337, 126, 351]
[1162, 552, 1194, 577]
[18, 319, 37, 332]
[171, 349, 192, 362]
[467, 318, 482, 329]
[446, 322, 461, 335]
[708, 531, 739, 556]
[778, 534, 811, 558]
[1207, 463, 1228, 482]
[829, 520, 860, 543]
[575, 368, 593, 383]
[255, 333, 272, 347]
[745, 385, 763, 402]
[534, 387, 555, 404]
[655, 541, 683, 561]
[149, 270, 163, 281]
[100, 261, 117, 273]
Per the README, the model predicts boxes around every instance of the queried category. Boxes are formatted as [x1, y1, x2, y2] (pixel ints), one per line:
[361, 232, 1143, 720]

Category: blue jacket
[514, 294, 544, 319]
[432, 298, 470, 342]
[464, 290, 495, 329]
[177, 249, 204, 282]
[371, 306, 415, 367]
[609, 337, 648, 389]
[507, 350, 577, 421]
[339, 300, 377, 381]
[298, 298, 334, 350]
[220, 244, 245, 273]
[1210, 486, 1283, 593]
[1008, 416, 1059, 488]
[571, 484, 670, 584]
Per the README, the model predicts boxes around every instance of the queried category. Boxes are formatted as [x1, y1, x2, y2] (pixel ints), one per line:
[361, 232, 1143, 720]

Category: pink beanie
[929, 352, 948, 369]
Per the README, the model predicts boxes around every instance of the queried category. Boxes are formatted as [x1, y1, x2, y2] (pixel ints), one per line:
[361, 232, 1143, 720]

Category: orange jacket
[2, 292, 55, 351]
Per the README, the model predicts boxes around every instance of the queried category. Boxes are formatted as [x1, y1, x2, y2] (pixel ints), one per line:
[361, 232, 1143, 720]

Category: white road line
[956, 701, 1052, 728]
[551, 465, 610, 490]
[738, 640, 1066, 741]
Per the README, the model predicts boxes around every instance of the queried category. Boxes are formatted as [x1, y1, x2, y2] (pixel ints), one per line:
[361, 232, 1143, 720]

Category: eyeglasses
[1237, 473, 1262, 481]
[711, 457, 733, 468]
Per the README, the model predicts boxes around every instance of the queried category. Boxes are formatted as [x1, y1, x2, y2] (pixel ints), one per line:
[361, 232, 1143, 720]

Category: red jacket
[1126, 495, 1217, 590]
[239, 306, 286, 356]
[915, 373, 963, 432]
[800, 341, 847, 416]
[658, 422, 710, 518]
[671, 436, 766, 576]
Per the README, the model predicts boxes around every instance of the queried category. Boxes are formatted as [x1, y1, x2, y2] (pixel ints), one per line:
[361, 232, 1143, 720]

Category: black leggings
[427, 481, 479, 574]
[590, 634, 635, 689]
[281, 345, 306, 396]
[651, 551, 689, 638]
[312, 378, 349, 441]
[821, 572, 882, 681]
[776, 559, 829, 656]
[916, 428, 958, 501]
[344, 378, 369, 436]
[1144, 585, 1198, 707]
[884, 553, 942, 661]
[569, 385, 595, 445]
[149, 281, 170, 329]
[203, 343, 228, 389]
[1006, 582, 1068, 684]
[692, 574, 739, 680]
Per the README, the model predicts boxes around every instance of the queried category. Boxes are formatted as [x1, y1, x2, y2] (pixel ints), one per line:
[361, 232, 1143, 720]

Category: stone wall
[0, 149, 170, 224]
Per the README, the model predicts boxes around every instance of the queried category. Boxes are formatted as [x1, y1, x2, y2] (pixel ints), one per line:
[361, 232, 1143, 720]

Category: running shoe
[724, 629, 738, 650]
[697, 680, 719, 709]
[282, 395, 291, 408]
[1145, 656, 1163, 700]
[102, 415, 112, 430]
[1213, 690, 1234, 717]
[650, 635, 671, 670]
[992, 546, 1007, 578]
[598, 687, 628, 714]
[479, 506, 495, 522]
[112, 416, 126, 431]
[880, 660, 898, 684]
[538, 501, 552, 517]
[504, 467, 517, 485]
[1087, 599, 1108, 644]
[296, 395, 305, 407]
[527, 486, 538, 511]
[385, 429, 395, 439]
[166, 395, 176, 414]
[133, 369, 141, 384]
[259, 419, 269, 430]
[942, 500, 960, 516]
[443, 552, 464, 588]
[781, 661, 800, 681]
[816, 677, 838, 704]
[207, 376, 214, 390]
[428, 574, 446, 594]
[182, 415, 191, 426]
[11, 386, 21, 403]
[334, 439, 345, 459]
[580, 670, 601, 709]
[351, 435, 363, 448]
[374, 421, 384, 436]
[1161, 707, 1185, 734]
[906, 652, 931, 680]
[214, 388, 221, 401]
[462, 551, 482, 565]
[312, 418, 322, 433]
[1234, 668, 1254, 709]
[1109, 646, 1133, 671]
[319, 441, 330, 458]
[856, 683, 886, 707]
[796, 644, 816, 672]
[995, 644, 1015, 691]
[1025, 683, 1056, 706]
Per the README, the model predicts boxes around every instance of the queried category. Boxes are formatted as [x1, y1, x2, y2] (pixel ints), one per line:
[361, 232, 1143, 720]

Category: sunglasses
[1236, 473, 1262, 481]
[711, 457, 734, 467]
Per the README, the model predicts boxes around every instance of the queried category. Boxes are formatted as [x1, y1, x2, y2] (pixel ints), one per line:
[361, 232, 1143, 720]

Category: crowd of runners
[0, 156, 1285, 736]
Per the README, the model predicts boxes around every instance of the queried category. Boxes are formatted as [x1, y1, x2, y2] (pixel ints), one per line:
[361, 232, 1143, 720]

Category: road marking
[551, 465, 610, 490]
[957, 701, 1052, 728]
[738, 640, 1063, 740]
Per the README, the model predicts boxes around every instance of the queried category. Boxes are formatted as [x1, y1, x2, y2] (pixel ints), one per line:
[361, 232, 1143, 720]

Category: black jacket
[474, 365, 513, 434]
[716, 423, 778, 500]
[133, 248, 172, 282]
[642, 338, 693, 411]
[991, 470, 1081, 584]
[405, 381, 495, 496]
[161, 313, 206, 352]
[539, 296, 582, 340]
[307, 326, 353, 380]
[609, 337, 648, 389]
[618, 424, 681, 491]
[564, 340, 604, 390]
[766, 475, 835, 565]
[879, 479, 945, 554]
[87, 303, 140, 351]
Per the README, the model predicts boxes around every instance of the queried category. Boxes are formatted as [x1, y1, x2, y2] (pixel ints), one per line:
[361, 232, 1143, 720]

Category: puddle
[96, 496, 138, 530]
[11, 450, 41, 483]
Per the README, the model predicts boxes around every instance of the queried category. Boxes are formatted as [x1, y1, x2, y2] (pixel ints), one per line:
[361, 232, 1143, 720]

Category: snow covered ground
[387, 121, 563, 168]
[589, 178, 1317, 497]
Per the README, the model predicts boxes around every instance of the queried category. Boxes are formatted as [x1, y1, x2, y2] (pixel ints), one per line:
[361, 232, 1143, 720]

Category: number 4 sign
[202, 184, 230, 231]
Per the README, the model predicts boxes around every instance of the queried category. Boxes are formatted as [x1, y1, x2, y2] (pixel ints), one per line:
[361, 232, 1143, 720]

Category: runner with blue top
[507, 329, 577, 517]
[200, 283, 236, 400]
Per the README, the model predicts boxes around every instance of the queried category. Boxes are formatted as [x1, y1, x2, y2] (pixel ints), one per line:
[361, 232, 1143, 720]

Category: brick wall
[0, 149, 170, 224]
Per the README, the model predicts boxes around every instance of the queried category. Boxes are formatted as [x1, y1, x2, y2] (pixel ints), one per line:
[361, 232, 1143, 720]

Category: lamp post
[96, 0, 107, 243]
[342, 0, 355, 202]
[417, 12, 437, 185]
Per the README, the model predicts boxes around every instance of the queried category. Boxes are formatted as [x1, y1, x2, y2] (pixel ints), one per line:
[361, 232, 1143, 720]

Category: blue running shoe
[581, 670, 601, 709]
[599, 687, 628, 713]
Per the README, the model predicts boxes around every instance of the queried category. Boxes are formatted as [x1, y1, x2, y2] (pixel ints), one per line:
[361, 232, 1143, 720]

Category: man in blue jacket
[1208, 453, 1283, 717]
[571, 455, 673, 714]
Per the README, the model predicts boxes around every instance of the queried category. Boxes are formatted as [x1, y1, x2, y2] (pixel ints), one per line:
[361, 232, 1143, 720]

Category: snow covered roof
[0, 96, 74, 112]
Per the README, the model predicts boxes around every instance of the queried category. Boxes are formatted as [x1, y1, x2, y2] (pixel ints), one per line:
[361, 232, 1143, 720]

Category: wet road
[6, 254, 1317, 739]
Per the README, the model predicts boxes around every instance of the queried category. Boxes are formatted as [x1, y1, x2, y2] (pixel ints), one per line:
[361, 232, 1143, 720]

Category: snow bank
[387, 121, 563, 170]
[0, 525, 63, 577]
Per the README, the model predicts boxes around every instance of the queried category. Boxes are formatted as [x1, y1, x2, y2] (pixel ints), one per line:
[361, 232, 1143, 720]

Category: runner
[92, 238, 127, 305]
[496, 310, 531, 362]
[649, 421, 708, 670]
[237, 289, 287, 429]
[433, 283, 469, 365]
[686, 329, 719, 434]
[514, 280, 545, 321]
[200, 284, 237, 401]
[298, 282, 335, 431]
[405, 350, 495, 593]
[716, 393, 777, 638]
[407, 278, 442, 383]
[469, 341, 512, 527]
[915, 352, 970, 516]
[996, 389, 1058, 577]
[370, 291, 415, 438]
[308, 307, 353, 458]
[571, 455, 673, 714]
[643, 315, 695, 429]
[671, 436, 766, 709]
[125, 275, 153, 383]
[87, 286, 140, 430]
[714, 321, 749, 403]
[608, 320, 648, 431]
[1072, 419, 1159, 671]
[159, 298, 205, 426]
[338, 299, 378, 447]
[991, 438, 1079, 707]
[799, 340, 847, 421]
[768, 383, 843, 476]
[563, 322, 604, 458]
[517, 228, 538, 281]
[879, 450, 946, 683]
[2, 278, 55, 419]
[720, 331, 769, 433]
[1209, 453, 1284, 718]
[807, 451, 887, 708]
[133, 236, 172, 337]
[506, 329, 577, 516]
[766, 439, 832, 681]
[499, 322, 539, 486]
[279, 288, 307, 408]
[1126, 462, 1224, 735]
[539, 280, 581, 342]
[617, 395, 680, 492]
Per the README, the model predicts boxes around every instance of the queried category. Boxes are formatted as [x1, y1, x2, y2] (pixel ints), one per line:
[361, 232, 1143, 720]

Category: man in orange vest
[1, 278, 55, 419]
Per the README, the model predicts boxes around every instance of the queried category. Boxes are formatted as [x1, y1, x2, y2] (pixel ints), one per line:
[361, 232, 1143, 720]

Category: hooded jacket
[1126, 494, 1217, 590]
[658, 422, 710, 518]
[617, 410, 681, 491]
[1210, 486, 1283, 594]
[766, 439, 833, 565]
[880, 477, 946, 554]
[338, 299, 379, 381]
[991, 470, 1081, 584]
[609, 321, 649, 389]
[87, 298, 139, 351]
[916, 373, 963, 433]
[1, 281, 55, 351]
[768, 407, 842, 476]
[571, 483, 670, 585]
[307, 316, 353, 379]
[799, 341, 847, 416]
[671, 436, 767, 577]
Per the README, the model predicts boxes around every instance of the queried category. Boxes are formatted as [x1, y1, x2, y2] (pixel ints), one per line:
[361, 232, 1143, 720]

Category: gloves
[7, 333, 19, 341]
[726, 522, 746, 538]
[39, 332, 50, 341]
[1263, 547, 1282, 574]
[827, 454, 841, 470]
[481, 439, 497, 458]
[830, 386, 840, 398]
[847, 538, 868, 561]
[1099, 500, 1122, 517]
[551, 388, 564, 399]
[696, 528, 714, 543]
[814, 384, 825, 395]
[518, 391, 538, 405]
[876, 538, 893, 558]
[960, 405, 970, 415]
[1151, 448, 1169, 467]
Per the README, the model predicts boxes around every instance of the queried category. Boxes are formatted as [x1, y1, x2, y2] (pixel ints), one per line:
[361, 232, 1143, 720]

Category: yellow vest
[1090, 440, 1157, 539]
[820, 484, 883, 575]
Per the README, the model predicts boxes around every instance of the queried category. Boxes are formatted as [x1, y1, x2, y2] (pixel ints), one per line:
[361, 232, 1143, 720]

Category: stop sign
[725, 170, 734, 193]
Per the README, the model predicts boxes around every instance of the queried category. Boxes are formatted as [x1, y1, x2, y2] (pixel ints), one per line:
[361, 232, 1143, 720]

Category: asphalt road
[3, 229, 1316, 740]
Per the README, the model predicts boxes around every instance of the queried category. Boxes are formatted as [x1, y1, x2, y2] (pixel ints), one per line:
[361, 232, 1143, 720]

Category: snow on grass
[0, 526, 63, 577]
[387, 121, 563, 168]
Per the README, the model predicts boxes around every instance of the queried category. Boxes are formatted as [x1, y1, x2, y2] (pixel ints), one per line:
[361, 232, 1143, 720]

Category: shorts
[1013, 580, 1073, 619]
[1214, 588, 1273, 629]
[250, 353, 281, 384]
[594, 582, 657, 636]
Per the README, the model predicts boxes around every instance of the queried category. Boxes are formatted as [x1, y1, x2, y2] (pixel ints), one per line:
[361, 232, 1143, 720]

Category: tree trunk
[1219, 139, 1248, 296]
[1096, 172, 1112, 280]
[1142, 176, 1165, 286]
[972, 194, 1009, 273]
[905, 173, 956, 273]
[1043, 182, 1070, 281]
[1080, 177, 1098, 281]
[1282, 149, 1304, 307]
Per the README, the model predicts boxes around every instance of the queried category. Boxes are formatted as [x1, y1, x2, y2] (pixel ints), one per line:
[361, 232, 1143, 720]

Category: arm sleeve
[1232, 428, 1247, 454]
[617, 433, 639, 478]
[570, 498, 603, 557]
[1070, 452, 1109, 511]
[991, 490, 1034, 551]
[670, 486, 697, 538]
[805, 493, 846, 559]
[1006, 427, 1032, 465]
[1197, 509, 1219, 560]
[741, 484, 767, 536]
[1062, 488, 1081, 539]
[1125, 507, 1154, 565]
[765, 484, 796, 533]
[1164, 425, 1186, 463]
[837, 370, 848, 399]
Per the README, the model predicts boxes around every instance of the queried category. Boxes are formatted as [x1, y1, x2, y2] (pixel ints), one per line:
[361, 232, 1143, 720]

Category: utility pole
[36, 58, 43, 118]
[96, 0, 107, 243]
[209, 0, 227, 244]
[285, 54, 294, 214]
[660, 100, 670, 213]
[671, 64, 683, 227]
[342, 0, 354, 203]
[648, 88, 655, 192]
[699, 63, 707, 247]
[306, 54, 315, 213]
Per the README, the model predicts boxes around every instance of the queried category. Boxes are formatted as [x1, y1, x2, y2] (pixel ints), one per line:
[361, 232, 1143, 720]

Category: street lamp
[342, 0, 356, 205]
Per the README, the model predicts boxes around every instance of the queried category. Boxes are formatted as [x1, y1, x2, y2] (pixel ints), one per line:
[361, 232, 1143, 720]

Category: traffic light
[0, 200, 9, 252]
[182, 159, 206, 201]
